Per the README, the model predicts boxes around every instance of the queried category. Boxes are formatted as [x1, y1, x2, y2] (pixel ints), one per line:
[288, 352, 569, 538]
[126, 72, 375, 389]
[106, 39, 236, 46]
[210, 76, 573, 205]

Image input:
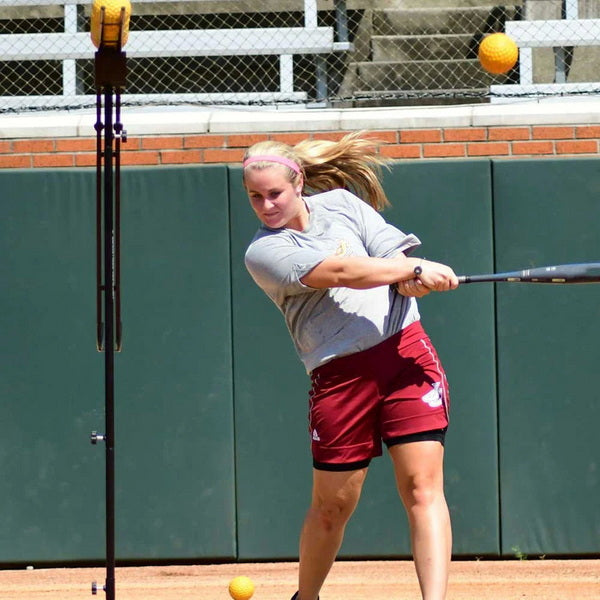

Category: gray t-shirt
[245, 188, 422, 373]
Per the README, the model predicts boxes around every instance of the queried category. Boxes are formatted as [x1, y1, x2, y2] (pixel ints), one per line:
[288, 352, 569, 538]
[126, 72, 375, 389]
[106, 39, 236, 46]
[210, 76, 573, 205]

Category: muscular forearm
[301, 254, 419, 289]
[301, 254, 459, 293]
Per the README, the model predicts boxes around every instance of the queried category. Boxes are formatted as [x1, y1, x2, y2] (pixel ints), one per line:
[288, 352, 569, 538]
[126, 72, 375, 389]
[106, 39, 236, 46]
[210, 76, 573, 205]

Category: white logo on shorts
[312, 429, 321, 441]
[422, 382, 443, 408]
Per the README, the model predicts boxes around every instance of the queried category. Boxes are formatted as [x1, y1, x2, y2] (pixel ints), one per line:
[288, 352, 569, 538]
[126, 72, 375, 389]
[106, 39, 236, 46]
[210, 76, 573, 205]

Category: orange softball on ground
[478, 32, 519, 74]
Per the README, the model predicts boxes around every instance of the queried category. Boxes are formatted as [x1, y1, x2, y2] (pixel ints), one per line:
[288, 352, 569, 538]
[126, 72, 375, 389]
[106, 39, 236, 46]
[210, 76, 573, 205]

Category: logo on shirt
[335, 240, 348, 256]
[422, 382, 443, 408]
[312, 429, 321, 442]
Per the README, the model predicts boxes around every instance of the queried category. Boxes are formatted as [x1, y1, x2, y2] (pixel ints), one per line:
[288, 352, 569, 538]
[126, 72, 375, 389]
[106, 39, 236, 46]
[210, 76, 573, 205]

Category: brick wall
[1, 124, 599, 169]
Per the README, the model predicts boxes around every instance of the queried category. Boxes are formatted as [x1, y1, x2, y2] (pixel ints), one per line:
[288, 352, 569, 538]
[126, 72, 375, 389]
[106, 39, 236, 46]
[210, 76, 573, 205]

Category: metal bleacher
[0, 0, 352, 110]
[491, 0, 600, 101]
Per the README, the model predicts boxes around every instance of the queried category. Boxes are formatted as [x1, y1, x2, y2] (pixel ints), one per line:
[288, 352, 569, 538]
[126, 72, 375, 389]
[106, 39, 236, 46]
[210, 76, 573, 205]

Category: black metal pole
[92, 40, 126, 600]
[103, 87, 116, 600]
[95, 93, 104, 353]
[114, 92, 123, 352]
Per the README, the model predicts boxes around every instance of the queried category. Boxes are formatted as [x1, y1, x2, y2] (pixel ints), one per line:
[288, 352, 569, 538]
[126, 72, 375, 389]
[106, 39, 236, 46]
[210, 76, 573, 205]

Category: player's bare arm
[300, 254, 458, 292]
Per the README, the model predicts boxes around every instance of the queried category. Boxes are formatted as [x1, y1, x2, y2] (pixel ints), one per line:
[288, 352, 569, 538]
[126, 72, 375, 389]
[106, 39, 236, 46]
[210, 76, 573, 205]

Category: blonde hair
[242, 131, 391, 211]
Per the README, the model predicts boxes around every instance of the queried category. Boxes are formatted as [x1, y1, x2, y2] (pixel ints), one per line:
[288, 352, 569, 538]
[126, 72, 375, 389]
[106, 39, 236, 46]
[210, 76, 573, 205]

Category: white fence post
[62, 2, 78, 96]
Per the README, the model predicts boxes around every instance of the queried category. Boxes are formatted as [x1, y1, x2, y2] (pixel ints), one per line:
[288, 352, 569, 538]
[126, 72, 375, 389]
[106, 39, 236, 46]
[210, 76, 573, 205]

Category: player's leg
[378, 322, 451, 599]
[297, 330, 397, 600]
[297, 466, 368, 600]
[389, 438, 451, 600]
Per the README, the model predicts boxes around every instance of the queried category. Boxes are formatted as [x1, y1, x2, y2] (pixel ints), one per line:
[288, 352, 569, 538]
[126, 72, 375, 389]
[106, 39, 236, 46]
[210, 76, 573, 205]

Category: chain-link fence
[0, 0, 599, 113]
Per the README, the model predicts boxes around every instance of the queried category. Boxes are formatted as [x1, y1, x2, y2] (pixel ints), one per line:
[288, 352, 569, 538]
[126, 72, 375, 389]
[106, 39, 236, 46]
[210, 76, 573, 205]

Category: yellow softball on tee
[90, 0, 131, 48]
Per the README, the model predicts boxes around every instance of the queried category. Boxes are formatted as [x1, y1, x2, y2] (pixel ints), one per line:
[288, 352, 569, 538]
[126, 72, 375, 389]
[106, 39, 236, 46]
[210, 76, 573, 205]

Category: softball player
[243, 132, 458, 600]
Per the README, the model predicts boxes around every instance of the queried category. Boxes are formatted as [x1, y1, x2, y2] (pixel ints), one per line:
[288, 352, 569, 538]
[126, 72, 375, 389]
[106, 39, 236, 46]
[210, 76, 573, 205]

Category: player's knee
[400, 474, 442, 510]
[310, 495, 355, 530]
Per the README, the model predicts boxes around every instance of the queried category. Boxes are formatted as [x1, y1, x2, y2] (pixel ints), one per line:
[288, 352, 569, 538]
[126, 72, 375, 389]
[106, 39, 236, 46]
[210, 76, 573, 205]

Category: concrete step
[387, 0, 518, 8]
[337, 3, 521, 104]
[343, 89, 490, 108]
[372, 33, 476, 62]
[347, 58, 507, 91]
[373, 5, 519, 36]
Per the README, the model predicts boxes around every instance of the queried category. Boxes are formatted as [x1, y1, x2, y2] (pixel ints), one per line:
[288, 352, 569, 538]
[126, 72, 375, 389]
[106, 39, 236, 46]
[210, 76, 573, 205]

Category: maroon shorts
[308, 321, 450, 471]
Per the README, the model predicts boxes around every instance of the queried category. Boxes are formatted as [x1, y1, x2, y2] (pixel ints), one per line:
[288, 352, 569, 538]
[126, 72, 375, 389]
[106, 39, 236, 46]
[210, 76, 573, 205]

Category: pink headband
[242, 155, 301, 174]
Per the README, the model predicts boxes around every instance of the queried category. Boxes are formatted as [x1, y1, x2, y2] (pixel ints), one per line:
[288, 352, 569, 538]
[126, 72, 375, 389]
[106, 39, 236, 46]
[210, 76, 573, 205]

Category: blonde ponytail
[294, 131, 391, 210]
[242, 131, 391, 211]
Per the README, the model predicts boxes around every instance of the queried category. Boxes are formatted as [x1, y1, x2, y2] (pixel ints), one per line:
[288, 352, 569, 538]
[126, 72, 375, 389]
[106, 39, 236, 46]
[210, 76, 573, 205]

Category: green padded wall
[3, 158, 599, 564]
[0, 166, 236, 563]
[1, 170, 105, 563]
[229, 160, 500, 558]
[115, 166, 235, 560]
[492, 158, 600, 555]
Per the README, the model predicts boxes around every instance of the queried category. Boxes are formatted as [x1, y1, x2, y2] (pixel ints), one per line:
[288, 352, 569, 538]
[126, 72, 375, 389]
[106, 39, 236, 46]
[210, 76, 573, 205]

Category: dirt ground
[0, 559, 598, 600]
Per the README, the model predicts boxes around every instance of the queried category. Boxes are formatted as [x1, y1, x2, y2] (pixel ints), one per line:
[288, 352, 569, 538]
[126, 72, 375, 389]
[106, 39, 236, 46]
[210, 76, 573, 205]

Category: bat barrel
[519, 263, 600, 283]
[458, 263, 600, 284]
